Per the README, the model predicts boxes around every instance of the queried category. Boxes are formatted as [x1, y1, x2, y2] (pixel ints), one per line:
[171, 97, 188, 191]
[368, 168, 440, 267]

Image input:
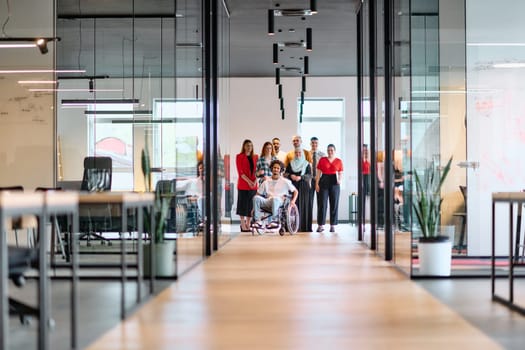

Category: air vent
[274, 9, 314, 17]
[278, 42, 305, 48]
[282, 67, 302, 74]
[176, 43, 202, 48]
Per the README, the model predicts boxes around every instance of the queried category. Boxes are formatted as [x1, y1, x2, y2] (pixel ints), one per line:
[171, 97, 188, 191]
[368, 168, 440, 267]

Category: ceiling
[56, 0, 360, 78]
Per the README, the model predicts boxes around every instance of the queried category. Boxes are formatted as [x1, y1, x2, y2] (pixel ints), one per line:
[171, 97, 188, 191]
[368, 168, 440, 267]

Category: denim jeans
[253, 195, 283, 222]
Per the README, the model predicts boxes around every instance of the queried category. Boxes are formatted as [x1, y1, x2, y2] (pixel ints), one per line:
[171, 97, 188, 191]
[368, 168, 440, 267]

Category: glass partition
[409, 0, 441, 275]
[0, 0, 55, 190]
[360, 0, 372, 248]
[375, 0, 386, 257]
[217, 1, 232, 247]
[466, 0, 525, 278]
[56, 1, 207, 277]
[392, 0, 412, 274]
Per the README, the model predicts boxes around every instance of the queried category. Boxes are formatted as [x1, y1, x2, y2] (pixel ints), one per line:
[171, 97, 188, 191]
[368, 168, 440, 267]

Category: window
[299, 98, 345, 153]
[87, 103, 135, 191]
[152, 99, 203, 180]
[87, 99, 203, 190]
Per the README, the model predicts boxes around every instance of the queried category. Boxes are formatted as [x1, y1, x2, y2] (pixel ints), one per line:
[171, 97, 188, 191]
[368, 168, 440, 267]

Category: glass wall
[0, 0, 56, 189]
[358, 0, 471, 276]
[392, 0, 412, 274]
[56, 1, 210, 276]
[466, 0, 525, 261]
[217, 1, 232, 247]
[360, 0, 372, 247]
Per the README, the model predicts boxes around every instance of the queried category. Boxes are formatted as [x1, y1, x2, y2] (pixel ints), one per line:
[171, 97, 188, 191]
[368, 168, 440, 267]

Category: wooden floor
[86, 229, 502, 350]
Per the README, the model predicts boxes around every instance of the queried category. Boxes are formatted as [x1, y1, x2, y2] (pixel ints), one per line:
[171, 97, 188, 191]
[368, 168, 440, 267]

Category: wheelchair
[251, 194, 300, 236]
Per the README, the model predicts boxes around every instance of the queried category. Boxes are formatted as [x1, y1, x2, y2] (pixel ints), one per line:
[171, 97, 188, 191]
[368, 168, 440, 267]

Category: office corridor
[86, 228, 501, 350]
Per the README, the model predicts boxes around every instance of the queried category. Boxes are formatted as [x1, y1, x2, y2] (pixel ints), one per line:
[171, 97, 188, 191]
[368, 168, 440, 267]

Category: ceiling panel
[56, 0, 359, 77]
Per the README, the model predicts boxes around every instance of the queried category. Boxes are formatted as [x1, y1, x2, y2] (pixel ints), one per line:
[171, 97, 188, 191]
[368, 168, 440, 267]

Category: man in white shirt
[272, 137, 288, 164]
[253, 160, 298, 229]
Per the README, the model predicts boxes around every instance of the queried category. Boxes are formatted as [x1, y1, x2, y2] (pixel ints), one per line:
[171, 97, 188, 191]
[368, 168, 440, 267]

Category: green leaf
[412, 156, 453, 238]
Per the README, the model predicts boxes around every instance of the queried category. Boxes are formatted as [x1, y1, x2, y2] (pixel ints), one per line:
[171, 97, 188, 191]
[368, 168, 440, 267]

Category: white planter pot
[418, 240, 452, 276]
[143, 240, 176, 277]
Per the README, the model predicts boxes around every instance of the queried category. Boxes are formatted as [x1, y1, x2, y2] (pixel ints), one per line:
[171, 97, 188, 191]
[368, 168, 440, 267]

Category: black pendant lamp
[273, 43, 278, 64]
[304, 56, 309, 75]
[275, 68, 280, 85]
[310, 0, 317, 14]
[302, 76, 306, 92]
[268, 9, 275, 35]
[278, 84, 283, 99]
[306, 28, 312, 51]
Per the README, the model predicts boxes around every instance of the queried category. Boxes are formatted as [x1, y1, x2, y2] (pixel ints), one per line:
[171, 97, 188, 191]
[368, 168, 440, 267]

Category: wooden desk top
[44, 191, 78, 211]
[492, 192, 525, 202]
[78, 192, 154, 206]
[0, 192, 44, 213]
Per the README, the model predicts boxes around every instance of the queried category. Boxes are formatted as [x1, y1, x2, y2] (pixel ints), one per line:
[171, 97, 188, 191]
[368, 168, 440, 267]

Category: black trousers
[309, 178, 320, 230]
[317, 179, 340, 226]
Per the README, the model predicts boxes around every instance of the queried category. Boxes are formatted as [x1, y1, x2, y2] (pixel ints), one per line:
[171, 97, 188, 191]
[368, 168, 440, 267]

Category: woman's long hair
[259, 141, 275, 157]
[240, 139, 254, 156]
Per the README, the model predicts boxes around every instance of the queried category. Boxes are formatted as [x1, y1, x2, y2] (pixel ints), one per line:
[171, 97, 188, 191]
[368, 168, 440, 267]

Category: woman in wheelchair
[252, 160, 299, 234]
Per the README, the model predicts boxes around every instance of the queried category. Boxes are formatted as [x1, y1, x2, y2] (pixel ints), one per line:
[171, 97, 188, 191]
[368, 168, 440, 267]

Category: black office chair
[35, 187, 67, 262]
[453, 185, 467, 252]
[154, 179, 182, 234]
[8, 246, 39, 324]
[0, 187, 40, 324]
[80, 156, 112, 192]
[78, 156, 114, 246]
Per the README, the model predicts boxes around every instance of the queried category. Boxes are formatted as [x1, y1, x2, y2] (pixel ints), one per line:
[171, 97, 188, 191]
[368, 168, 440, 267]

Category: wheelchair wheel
[175, 203, 187, 233]
[285, 203, 300, 234]
[279, 226, 285, 236]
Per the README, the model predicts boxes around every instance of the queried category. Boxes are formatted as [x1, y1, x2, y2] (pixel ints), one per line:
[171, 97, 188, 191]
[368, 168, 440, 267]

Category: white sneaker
[267, 221, 280, 229]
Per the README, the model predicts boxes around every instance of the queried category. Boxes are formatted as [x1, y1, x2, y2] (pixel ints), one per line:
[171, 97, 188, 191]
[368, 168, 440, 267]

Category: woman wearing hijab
[285, 147, 312, 232]
[236, 139, 258, 232]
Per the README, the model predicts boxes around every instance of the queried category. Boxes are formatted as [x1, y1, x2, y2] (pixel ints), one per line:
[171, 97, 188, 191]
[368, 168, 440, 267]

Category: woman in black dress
[285, 147, 312, 232]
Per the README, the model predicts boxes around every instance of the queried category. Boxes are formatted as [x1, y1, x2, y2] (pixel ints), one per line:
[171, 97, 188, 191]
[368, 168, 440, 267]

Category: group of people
[235, 136, 344, 233]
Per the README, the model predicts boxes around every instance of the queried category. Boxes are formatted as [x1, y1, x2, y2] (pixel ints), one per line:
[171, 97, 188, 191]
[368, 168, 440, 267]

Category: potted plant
[413, 156, 453, 276]
[141, 143, 175, 277]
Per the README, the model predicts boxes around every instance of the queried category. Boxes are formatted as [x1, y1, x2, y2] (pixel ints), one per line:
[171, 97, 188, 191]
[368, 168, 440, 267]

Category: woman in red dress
[236, 139, 258, 232]
[315, 144, 344, 233]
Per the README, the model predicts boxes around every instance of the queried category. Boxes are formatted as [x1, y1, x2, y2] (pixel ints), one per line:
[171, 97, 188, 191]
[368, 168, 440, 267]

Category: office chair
[154, 179, 178, 234]
[453, 185, 467, 253]
[8, 246, 39, 324]
[35, 187, 67, 263]
[0, 187, 40, 324]
[79, 156, 114, 246]
[80, 156, 112, 192]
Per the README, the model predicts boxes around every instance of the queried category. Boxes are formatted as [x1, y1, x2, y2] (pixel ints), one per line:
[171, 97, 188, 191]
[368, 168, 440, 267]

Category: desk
[78, 192, 154, 319]
[0, 192, 46, 350]
[45, 192, 79, 349]
[491, 192, 525, 315]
